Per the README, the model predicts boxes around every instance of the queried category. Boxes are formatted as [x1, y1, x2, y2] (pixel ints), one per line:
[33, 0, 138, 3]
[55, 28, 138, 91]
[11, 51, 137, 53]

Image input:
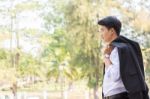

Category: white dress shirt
[103, 47, 127, 97]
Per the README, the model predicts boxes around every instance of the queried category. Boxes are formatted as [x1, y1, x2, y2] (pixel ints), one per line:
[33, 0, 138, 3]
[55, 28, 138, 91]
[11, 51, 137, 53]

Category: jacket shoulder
[111, 42, 128, 49]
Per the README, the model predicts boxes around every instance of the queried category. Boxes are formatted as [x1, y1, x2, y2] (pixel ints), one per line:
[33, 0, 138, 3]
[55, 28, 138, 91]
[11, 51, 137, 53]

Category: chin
[104, 40, 108, 43]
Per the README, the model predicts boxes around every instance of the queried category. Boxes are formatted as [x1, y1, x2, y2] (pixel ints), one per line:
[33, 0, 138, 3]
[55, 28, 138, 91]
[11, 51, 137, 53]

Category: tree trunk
[11, 82, 17, 99]
[93, 73, 99, 99]
[93, 86, 99, 99]
[15, 15, 20, 68]
[10, 0, 14, 68]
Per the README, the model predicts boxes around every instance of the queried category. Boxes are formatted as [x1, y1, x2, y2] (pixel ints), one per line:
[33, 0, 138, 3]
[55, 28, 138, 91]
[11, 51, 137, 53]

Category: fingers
[104, 45, 114, 55]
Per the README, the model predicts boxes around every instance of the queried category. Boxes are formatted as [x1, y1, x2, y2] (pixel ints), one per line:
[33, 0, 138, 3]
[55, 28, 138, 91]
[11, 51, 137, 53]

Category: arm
[104, 47, 120, 81]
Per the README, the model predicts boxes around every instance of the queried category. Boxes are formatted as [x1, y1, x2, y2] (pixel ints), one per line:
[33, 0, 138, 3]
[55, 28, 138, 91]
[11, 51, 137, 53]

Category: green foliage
[61, 0, 103, 89]
[0, 0, 150, 95]
[0, 49, 7, 59]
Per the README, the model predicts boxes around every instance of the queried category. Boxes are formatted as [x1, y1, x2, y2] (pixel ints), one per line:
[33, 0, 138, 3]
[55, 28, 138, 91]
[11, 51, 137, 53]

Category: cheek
[103, 33, 108, 39]
[103, 34, 111, 42]
[100, 33, 103, 38]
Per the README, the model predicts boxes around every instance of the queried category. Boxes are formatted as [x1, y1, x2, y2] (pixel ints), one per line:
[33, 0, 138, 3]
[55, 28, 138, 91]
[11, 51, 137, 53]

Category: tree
[60, 0, 103, 98]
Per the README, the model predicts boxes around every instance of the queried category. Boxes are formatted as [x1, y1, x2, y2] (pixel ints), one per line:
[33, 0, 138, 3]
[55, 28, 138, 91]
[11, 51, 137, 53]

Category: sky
[0, 0, 150, 56]
[0, 0, 49, 57]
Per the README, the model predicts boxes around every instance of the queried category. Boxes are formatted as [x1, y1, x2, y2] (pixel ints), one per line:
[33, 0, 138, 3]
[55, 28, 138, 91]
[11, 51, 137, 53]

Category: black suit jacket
[109, 36, 149, 98]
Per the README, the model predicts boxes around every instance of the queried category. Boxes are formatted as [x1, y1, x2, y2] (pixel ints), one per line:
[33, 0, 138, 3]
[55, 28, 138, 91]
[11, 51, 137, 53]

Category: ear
[109, 28, 114, 35]
[110, 28, 116, 35]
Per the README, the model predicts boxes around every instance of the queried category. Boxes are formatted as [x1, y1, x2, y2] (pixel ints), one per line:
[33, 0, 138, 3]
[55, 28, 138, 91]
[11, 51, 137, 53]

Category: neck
[108, 35, 118, 44]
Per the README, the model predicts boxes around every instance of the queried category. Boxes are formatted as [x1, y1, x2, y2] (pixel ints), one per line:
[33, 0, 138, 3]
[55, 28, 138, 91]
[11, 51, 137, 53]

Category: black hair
[98, 16, 122, 36]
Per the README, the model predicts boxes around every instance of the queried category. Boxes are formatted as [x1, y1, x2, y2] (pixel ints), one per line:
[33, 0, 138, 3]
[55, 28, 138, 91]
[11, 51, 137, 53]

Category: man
[97, 16, 149, 99]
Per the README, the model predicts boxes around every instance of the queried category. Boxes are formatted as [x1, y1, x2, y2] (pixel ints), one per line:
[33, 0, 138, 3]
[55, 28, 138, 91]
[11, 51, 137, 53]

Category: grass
[0, 81, 102, 99]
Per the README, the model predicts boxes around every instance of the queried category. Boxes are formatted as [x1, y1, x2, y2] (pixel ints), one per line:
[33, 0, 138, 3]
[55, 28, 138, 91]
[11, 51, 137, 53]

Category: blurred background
[0, 0, 150, 99]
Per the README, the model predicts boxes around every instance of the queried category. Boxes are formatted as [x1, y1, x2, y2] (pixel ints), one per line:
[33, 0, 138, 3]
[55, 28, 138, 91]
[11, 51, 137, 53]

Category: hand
[104, 57, 112, 68]
[102, 44, 114, 68]
[103, 45, 114, 55]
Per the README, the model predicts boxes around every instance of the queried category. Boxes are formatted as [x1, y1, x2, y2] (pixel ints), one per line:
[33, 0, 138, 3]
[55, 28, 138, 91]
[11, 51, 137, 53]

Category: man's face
[99, 26, 113, 43]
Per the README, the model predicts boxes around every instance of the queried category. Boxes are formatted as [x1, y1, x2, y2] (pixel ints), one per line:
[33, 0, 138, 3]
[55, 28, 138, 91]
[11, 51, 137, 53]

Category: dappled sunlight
[0, 0, 150, 99]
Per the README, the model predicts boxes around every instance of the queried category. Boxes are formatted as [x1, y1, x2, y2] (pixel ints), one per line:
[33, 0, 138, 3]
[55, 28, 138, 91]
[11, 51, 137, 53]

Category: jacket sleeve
[135, 42, 145, 77]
